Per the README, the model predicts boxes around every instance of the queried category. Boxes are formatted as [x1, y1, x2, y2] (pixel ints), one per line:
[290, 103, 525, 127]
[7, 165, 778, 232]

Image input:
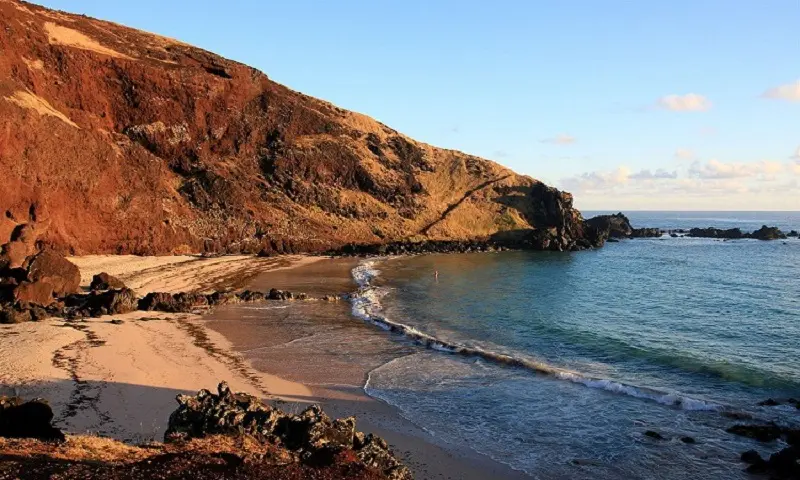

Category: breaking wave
[350, 260, 723, 412]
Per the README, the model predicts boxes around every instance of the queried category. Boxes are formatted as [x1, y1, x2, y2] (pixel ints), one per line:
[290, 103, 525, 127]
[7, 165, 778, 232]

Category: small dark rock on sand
[90, 272, 126, 291]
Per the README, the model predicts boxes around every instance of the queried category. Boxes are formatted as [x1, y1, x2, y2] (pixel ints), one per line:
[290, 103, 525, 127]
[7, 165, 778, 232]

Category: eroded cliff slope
[0, 0, 598, 255]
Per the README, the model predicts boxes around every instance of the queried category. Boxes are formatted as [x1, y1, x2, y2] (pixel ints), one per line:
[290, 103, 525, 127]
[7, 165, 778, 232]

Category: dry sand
[0, 253, 530, 478]
[0, 255, 319, 443]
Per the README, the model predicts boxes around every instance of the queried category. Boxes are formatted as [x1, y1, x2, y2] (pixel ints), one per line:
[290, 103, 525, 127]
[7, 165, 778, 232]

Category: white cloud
[561, 166, 630, 191]
[629, 169, 678, 180]
[762, 80, 800, 102]
[541, 134, 577, 145]
[791, 146, 800, 159]
[688, 159, 786, 179]
[674, 148, 695, 160]
[658, 94, 712, 112]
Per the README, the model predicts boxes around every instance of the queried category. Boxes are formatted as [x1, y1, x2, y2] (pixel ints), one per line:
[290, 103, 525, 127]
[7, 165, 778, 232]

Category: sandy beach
[0, 253, 530, 479]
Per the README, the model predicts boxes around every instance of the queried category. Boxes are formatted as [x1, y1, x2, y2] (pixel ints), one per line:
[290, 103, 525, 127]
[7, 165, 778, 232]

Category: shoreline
[0, 253, 531, 479]
[0, 255, 320, 442]
[202, 256, 534, 480]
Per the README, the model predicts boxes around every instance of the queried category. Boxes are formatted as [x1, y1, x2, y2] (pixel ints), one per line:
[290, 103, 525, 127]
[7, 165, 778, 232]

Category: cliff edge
[0, 0, 600, 255]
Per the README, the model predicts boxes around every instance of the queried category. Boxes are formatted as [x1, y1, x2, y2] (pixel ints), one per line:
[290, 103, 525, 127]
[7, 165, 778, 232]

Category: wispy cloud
[629, 169, 678, 180]
[560, 166, 630, 191]
[541, 134, 577, 145]
[791, 146, 800, 159]
[762, 80, 800, 102]
[657, 93, 712, 112]
[688, 159, 787, 179]
[674, 148, 695, 160]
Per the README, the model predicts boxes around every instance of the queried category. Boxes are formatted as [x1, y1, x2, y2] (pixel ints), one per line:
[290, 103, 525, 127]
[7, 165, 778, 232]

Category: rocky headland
[1, 0, 612, 258]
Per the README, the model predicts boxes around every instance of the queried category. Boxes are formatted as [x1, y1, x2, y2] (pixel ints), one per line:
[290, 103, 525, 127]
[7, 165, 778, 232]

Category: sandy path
[0, 254, 321, 442]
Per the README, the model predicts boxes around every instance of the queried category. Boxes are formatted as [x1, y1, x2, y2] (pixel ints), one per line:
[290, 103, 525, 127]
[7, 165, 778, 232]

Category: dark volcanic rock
[630, 227, 662, 238]
[0, 397, 64, 442]
[0, 306, 32, 324]
[237, 290, 266, 302]
[585, 213, 634, 238]
[644, 430, 666, 440]
[688, 225, 787, 240]
[727, 423, 783, 442]
[688, 227, 745, 239]
[750, 225, 787, 240]
[138, 292, 208, 313]
[165, 382, 411, 479]
[740, 446, 800, 478]
[64, 288, 139, 318]
[788, 230, 799, 237]
[90, 272, 126, 291]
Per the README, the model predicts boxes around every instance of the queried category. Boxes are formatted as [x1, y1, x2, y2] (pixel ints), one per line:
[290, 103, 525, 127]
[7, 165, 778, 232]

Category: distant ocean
[350, 211, 800, 479]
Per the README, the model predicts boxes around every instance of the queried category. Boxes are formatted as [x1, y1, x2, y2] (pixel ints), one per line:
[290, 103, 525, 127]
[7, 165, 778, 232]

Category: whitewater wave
[350, 259, 723, 412]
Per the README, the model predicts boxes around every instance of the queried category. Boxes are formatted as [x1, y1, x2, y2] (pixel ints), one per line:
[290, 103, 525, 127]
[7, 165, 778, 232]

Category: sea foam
[350, 259, 723, 412]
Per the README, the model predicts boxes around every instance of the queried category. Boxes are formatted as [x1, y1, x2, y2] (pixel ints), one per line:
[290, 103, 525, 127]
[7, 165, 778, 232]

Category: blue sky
[36, 1, 800, 210]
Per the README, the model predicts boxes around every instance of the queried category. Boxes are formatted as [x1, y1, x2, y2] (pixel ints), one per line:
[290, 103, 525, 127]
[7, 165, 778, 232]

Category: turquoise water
[353, 212, 800, 479]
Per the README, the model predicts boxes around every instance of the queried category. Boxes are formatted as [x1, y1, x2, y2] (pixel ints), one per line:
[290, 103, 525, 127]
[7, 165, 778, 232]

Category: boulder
[750, 225, 786, 240]
[206, 290, 240, 306]
[0, 306, 32, 324]
[788, 230, 799, 238]
[90, 272, 126, 291]
[237, 290, 265, 302]
[688, 227, 744, 239]
[26, 251, 80, 297]
[61, 288, 138, 318]
[727, 423, 783, 442]
[0, 240, 34, 269]
[585, 213, 633, 238]
[165, 382, 411, 479]
[630, 227, 662, 238]
[644, 430, 665, 440]
[138, 292, 208, 313]
[268, 289, 307, 301]
[12, 280, 55, 307]
[86, 288, 138, 316]
[0, 397, 64, 442]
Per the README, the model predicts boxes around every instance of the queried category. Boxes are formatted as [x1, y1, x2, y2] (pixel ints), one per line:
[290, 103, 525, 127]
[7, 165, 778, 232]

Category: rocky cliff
[0, 0, 600, 255]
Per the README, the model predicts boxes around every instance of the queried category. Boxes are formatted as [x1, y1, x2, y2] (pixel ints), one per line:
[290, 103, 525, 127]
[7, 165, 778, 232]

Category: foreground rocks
[166, 382, 411, 479]
[0, 386, 408, 480]
[90, 272, 126, 291]
[729, 421, 800, 478]
[0, 397, 64, 442]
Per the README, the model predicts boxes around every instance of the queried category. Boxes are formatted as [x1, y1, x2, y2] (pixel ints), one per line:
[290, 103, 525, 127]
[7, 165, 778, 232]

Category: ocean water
[352, 212, 800, 479]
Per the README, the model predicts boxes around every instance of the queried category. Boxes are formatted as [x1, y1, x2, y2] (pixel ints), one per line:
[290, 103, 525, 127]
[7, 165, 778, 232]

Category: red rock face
[26, 251, 80, 296]
[0, 0, 589, 255]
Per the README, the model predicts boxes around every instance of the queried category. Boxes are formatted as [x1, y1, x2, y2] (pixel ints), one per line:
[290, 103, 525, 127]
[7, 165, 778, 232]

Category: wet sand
[204, 258, 532, 480]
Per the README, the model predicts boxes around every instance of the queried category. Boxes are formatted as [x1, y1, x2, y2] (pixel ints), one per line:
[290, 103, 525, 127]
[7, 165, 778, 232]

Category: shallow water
[354, 212, 800, 479]
[209, 212, 800, 479]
